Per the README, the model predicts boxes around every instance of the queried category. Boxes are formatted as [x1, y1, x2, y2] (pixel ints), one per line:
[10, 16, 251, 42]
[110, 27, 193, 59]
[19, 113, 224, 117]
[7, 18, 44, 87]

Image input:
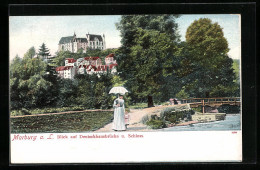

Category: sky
[9, 14, 240, 62]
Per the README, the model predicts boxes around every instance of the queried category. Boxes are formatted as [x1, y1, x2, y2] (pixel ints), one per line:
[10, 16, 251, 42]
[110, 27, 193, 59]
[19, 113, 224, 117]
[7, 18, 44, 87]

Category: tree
[73, 74, 113, 109]
[42, 63, 60, 106]
[52, 50, 72, 67]
[56, 79, 78, 107]
[37, 43, 51, 60]
[85, 48, 102, 57]
[10, 50, 49, 109]
[24, 47, 36, 59]
[184, 18, 236, 97]
[116, 15, 180, 107]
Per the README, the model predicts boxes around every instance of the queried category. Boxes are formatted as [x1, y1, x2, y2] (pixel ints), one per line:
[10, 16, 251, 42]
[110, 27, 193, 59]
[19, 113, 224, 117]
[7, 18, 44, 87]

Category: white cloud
[228, 46, 241, 60]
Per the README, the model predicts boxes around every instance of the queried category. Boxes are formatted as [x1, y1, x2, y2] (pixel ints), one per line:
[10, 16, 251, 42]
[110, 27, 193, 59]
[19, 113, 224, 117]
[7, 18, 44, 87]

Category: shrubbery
[160, 106, 194, 121]
[146, 119, 166, 129]
[217, 104, 240, 114]
[145, 105, 195, 129]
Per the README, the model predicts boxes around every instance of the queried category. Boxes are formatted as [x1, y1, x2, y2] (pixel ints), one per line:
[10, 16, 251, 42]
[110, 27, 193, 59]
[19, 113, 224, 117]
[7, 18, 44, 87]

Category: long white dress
[112, 98, 126, 131]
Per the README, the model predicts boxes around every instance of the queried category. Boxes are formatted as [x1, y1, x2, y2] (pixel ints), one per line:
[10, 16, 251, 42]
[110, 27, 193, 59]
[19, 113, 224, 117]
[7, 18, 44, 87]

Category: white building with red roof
[84, 57, 102, 67]
[86, 65, 97, 75]
[65, 58, 77, 66]
[105, 53, 117, 65]
[56, 53, 117, 79]
[56, 66, 77, 79]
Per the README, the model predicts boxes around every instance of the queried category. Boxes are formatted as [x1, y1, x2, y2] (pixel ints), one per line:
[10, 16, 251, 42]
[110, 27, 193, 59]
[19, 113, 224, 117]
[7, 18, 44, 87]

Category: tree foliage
[37, 43, 51, 60]
[116, 15, 180, 106]
[73, 74, 114, 109]
[183, 18, 237, 97]
[10, 17, 240, 113]
[52, 50, 73, 67]
[24, 47, 36, 59]
[10, 48, 50, 109]
[10, 46, 118, 111]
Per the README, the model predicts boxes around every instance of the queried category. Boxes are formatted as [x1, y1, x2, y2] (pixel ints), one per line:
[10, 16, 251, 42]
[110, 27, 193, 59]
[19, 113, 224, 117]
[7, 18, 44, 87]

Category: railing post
[202, 99, 205, 114]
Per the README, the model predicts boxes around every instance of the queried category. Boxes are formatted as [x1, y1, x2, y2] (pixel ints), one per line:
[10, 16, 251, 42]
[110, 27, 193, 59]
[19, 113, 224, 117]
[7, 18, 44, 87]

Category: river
[161, 114, 241, 131]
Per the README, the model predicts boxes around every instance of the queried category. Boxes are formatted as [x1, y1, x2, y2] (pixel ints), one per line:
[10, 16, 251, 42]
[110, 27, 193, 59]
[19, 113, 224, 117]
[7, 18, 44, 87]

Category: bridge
[179, 97, 241, 113]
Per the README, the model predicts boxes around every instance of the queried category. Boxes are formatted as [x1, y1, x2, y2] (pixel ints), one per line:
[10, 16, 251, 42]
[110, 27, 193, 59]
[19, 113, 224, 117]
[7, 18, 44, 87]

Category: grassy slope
[10, 111, 113, 133]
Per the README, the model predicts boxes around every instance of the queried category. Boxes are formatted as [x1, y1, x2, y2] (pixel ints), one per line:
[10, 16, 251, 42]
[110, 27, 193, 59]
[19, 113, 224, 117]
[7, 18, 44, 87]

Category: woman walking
[112, 94, 126, 131]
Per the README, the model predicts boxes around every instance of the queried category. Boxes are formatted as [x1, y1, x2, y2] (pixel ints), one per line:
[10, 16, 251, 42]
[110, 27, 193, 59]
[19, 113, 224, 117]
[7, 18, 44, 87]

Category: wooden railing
[180, 97, 241, 113]
[180, 97, 240, 104]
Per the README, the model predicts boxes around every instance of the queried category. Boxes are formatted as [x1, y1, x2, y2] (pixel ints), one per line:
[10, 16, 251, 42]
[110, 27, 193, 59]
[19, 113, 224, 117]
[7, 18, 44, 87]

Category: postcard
[9, 14, 242, 163]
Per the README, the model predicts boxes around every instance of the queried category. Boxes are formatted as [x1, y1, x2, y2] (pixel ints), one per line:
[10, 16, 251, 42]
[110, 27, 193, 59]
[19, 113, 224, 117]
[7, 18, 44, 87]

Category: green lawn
[129, 103, 147, 109]
[10, 111, 113, 133]
[128, 102, 168, 109]
[10, 106, 90, 116]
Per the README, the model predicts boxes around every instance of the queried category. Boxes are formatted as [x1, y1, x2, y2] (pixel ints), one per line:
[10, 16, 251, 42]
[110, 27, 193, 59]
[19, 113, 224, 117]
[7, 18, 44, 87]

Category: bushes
[161, 109, 194, 123]
[192, 106, 202, 112]
[145, 105, 194, 129]
[146, 119, 166, 129]
[217, 104, 240, 114]
[160, 105, 194, 121]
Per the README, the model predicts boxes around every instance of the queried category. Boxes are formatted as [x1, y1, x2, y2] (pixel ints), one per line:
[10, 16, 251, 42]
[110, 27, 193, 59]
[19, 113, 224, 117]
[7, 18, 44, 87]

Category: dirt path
[95, 104, 188, 132]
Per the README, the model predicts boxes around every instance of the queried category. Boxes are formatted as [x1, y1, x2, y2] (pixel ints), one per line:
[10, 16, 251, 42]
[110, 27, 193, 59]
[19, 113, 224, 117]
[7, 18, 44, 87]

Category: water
[161, 114, 241, 131]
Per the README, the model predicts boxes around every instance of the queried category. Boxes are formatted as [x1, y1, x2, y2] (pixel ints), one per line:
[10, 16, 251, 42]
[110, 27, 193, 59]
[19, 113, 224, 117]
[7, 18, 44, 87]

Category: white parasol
[109, 86, 128, 96]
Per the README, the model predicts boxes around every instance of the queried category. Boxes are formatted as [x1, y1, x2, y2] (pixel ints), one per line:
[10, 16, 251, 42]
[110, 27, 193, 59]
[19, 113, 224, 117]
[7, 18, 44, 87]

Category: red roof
[106, 53, 115, 58]
[56, 66, 74, 71]
[79, 65, 87, 68]
[84, 57, 100, 60]
[96, 65, 108, 71]
[66, 58, 76, 63]
[86, 65, 97, 71]
[56, 66, 65, 71]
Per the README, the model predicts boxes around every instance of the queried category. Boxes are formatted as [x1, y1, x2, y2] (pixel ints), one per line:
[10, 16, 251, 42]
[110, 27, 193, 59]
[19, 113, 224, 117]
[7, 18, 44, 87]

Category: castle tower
[72, 32, 77, 53]
[103, 34, 106, 50]
[86, 32, 90, 41]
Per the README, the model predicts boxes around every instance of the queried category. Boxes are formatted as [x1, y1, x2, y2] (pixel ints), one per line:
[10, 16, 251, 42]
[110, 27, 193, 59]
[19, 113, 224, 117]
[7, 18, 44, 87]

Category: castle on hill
[58, 32, 106, 53]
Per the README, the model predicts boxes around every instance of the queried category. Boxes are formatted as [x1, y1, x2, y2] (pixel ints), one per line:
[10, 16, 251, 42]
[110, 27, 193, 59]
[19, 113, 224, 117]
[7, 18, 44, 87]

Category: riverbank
[162, 114, 241, 131]
[95, 104, 196, 132]
[95, 105, 241, 132]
